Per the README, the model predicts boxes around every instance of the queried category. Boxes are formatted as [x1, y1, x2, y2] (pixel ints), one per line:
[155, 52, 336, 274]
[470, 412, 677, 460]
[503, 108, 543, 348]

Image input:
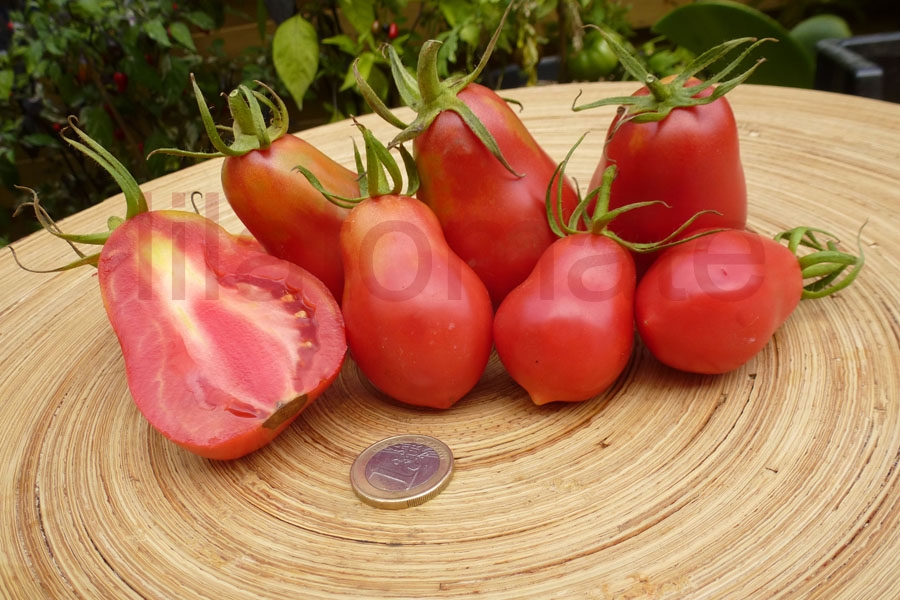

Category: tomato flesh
[98, 210, 346, 459]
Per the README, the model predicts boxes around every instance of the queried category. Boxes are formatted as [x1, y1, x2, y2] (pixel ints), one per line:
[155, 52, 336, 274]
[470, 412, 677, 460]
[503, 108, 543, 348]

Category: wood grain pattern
[2, 82, 899, 599]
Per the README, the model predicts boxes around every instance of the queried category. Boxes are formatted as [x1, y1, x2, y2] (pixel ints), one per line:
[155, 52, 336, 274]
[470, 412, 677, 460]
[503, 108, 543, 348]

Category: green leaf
[0, 69, 13, 100]
[322, 34, 359, 55]
[343, 52, 373, 92]
[72, 0, 105, 20]
[653, 0, 814, 88]
[337, 0, 375, 35]
[272, 15, 319, 110]
[144, 18, 171, 48]
[184, 11, 217, 31]
[168, 22, 197, 51]
[22, 134, 59, 148]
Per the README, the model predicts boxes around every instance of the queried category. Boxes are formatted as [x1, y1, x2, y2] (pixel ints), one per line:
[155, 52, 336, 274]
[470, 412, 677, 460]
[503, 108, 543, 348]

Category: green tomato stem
[354, 2, 521, 176]
[774, 224, 866, 299]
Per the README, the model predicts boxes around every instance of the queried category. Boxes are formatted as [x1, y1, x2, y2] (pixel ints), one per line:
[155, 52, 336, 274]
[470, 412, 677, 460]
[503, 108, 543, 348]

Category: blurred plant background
[2, 0, 897, 246]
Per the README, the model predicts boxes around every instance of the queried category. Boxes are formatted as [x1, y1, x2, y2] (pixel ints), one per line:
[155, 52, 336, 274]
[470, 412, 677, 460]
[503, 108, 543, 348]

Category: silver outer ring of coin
[350, 434, 454, 509]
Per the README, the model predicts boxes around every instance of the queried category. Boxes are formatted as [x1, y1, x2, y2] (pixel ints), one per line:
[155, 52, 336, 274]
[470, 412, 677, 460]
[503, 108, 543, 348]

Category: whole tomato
[636, 229, 798, 375]
[298, 124, 494, 410]
[221, 134, 357, 300]
[494, 234, 636, 404]
[413, 82, 579, 307]
[636, 226, 865, 374]
[153, 75, 358, 301]
[566, 30, 619, 81]
[576, 34, 769, 275]
[356, 16, 578, 307]
[340, 194, 493, 408]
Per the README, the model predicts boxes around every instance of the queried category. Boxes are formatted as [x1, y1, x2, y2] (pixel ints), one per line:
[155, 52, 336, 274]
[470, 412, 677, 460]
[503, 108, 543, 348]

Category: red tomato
[155, 77, 359, 302]
[590, 76, 747, 275]
[222, 134, 358, 300]
[414, 82, 579, 307]
[340, 194, 493, 409]
[98, 210, 347, 459]
[635, 229, 802, 374]
[493, 234, 636, 405]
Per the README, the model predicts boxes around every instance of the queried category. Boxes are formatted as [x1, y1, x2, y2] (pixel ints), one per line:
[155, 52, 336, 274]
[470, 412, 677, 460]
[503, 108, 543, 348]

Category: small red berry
[388, 22, 399, 40]
[113, 71, 128, 93]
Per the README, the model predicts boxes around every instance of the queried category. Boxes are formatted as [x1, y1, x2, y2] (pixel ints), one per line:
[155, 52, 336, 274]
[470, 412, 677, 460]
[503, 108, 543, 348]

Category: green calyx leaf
[547, 132, 720, 251]
[10, 118, 149, 272]
[149, 74, 290, 160]
[774, 224, 866, 299]
[573, 30, 771, 123]
[354, 2, 521, 177]
[293, 119, 419, 209]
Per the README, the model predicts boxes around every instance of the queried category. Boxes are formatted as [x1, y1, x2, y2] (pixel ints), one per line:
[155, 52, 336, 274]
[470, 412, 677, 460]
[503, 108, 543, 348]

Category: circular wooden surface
[2, 82, 899, 599]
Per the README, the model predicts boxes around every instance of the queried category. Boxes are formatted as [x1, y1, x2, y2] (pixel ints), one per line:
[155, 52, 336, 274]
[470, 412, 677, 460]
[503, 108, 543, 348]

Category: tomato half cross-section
[14, 120, 347, 460]
[98, 210, 346, 459]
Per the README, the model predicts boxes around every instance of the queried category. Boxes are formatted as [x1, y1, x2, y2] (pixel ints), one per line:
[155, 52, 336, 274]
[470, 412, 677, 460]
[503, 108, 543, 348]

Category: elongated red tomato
[222, 134, 358, 299]
[355, 16, 579, 307]
[155, 77, 358, 301]
[589, 77, 745, 269]
[575, 35, 768, 275]
[414, 82, 579, 306]
[493, 234, 636, 405]
[98, 210, 347, 459]
[340, 195, 493, 409]
[635, 229, 801, 374]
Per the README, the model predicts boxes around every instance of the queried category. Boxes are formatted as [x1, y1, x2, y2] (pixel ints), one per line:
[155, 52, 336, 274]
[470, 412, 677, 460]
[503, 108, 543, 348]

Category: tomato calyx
[294, 118, 419, 208]
[10, 117, 149, 272]
[774, 224, 866, 299]
[572, 30, 770, 124]
[354, 3, 521, 176]
[547, 132, 719, 252]
[150, 73, 290, 160]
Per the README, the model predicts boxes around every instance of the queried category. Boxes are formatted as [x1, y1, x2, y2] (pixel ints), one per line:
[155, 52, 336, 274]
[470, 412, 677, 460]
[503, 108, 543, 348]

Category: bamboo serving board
[2, 82, 899, 599]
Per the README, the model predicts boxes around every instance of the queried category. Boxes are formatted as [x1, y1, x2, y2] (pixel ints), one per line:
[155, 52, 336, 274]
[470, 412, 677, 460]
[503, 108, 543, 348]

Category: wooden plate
[2, 82, 899, 598]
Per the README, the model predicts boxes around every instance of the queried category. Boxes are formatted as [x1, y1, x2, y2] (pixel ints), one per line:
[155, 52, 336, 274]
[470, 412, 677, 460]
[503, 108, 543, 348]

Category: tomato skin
[222, 134, 359, 302]
[493, 234, 636, 405]
[413, 82, 579, 307]
[591, 78, 747, 275]
[635, 229, 802, 374]
[340, 195, 494, 409]
[98, 210, 346, 460]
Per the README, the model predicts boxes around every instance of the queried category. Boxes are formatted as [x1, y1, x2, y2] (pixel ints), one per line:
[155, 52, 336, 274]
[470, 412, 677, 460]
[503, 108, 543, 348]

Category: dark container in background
[816, 32, 900, 103]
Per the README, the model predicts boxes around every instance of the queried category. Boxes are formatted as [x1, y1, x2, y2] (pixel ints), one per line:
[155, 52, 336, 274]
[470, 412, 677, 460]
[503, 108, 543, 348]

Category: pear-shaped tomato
[340, 195, 493, 409]
[493, 234, 636, 405]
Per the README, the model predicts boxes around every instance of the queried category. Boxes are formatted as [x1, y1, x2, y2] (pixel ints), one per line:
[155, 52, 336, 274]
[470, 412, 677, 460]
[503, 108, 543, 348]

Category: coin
[350, 435, 454, 509]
